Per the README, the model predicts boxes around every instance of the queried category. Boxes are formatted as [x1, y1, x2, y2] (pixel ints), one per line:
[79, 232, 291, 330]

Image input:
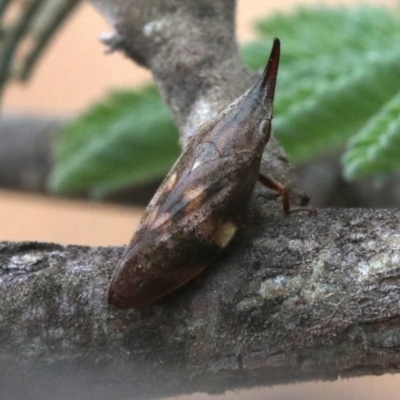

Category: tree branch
[2, 1, 400, 399]
[2, 209, 400, 399]
[0, 0, 82, 100]
[0, 114, 64, 192]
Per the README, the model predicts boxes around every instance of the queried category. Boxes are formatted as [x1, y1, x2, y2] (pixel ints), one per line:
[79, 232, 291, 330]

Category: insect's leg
[258, 172, 290, 215]
[258, 173, 316, 217]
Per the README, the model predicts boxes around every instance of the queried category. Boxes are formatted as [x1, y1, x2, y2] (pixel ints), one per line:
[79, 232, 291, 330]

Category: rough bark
[2, 209, 400, 399]
[1, 0, 400, 399]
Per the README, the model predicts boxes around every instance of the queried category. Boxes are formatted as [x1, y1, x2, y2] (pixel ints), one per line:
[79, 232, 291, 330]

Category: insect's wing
[108, 38, 282, 309]
[108, 149, 260, 309]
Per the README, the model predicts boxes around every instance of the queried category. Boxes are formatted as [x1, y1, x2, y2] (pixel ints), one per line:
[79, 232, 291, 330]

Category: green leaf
[49, 86, 180, 197]
[343, 91, 400, 180]
[274, 51, 400, 163]
[254, 6, 400, 63]
[240, 6, 400, 164]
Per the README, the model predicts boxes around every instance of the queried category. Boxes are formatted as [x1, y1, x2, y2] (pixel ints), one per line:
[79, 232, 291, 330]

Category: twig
[0, 0, 82, 103]
[19, 0, 81, 81]
[0, 0, 44, 101]
[0, 0, 12, 19]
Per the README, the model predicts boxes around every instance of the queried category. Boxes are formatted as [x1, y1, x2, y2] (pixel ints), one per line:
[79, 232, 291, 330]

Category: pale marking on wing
[150, 212, 172, 229]
[191, 160, 202, 171]
[184, 186, 207, 216]
[212, 222, 237, 248]
[145, 205, 160, 227]
[165, 171, 178, 191]
[183, 186, 206, 202]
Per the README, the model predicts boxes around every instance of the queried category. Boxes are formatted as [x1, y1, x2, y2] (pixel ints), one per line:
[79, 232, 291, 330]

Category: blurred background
[1, 0, 400, 398]
[0, 0, 396, 245]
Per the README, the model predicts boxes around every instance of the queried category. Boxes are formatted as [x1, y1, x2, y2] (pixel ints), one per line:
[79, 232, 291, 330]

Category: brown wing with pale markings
[108, 38, 281, 309]
[108, 150, 260, 309]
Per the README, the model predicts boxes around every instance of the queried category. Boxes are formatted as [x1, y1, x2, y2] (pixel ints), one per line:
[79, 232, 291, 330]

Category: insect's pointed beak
[257, 38, 280, 104]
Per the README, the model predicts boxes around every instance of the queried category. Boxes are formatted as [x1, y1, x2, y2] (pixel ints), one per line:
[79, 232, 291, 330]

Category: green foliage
[343, 91, 400, 179]
[49, 87, 180, 197]
[51, 5, 400, 196]
[244, 6, 400, 174]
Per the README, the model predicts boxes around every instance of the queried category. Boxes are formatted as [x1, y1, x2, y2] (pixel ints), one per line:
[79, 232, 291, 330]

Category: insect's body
[108, 39, 281, 309]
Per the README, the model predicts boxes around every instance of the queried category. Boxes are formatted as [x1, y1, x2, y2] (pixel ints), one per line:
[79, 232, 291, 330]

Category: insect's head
[250, 37, 280, 143]
[204, 38, 280, 154]
[226, 37, 280, 147]
[257, 37, 280, 109]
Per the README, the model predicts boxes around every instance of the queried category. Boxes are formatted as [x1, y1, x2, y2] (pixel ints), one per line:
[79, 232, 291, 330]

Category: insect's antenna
[257, 38, 280, 104]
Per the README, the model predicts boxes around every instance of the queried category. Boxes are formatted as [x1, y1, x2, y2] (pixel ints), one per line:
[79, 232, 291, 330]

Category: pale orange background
[3, 0, 397, 115]
[1, 1, 400, 398]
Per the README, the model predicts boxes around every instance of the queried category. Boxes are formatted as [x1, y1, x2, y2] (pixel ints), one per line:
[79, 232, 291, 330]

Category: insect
[108, 38, 292, 309]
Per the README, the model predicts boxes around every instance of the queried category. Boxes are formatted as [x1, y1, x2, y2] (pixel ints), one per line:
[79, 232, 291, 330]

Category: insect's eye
[258, 119, 272, 142]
